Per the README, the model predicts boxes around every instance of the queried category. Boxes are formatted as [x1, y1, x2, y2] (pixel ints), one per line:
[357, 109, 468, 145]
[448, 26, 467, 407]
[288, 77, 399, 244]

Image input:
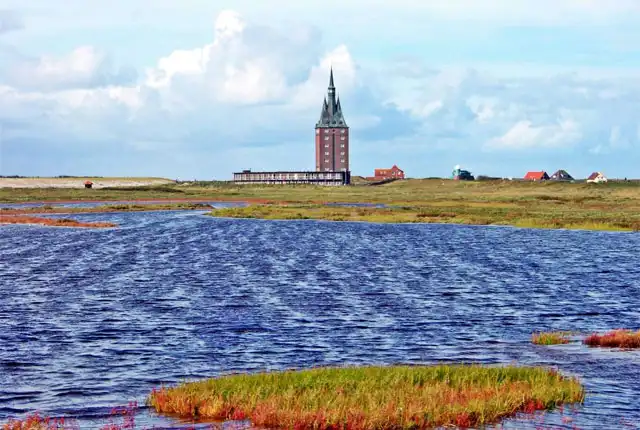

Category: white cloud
[487, 119, 582, 150]
[3, 46, 136, 91]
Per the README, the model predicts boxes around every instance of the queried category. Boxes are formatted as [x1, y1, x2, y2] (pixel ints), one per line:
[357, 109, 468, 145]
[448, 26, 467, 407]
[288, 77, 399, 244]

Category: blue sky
[1, 0, 639, 179]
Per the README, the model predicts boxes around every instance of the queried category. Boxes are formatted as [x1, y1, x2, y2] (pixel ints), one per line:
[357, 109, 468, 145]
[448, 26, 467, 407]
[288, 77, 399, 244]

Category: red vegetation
[1, 402, 138, 430]
[583, 329, 640, 349]
[1, 413, 68, 430]
[0, 215, 116, 228]
[100, 402, 138, 430]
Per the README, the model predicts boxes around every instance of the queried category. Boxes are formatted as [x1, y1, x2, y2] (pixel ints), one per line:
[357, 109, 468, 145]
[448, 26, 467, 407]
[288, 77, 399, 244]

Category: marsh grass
[147, 365, 584, 429]
[207, 203, 639, 231]
[584, 330, 640, 349]
[532, 332, 572, 345]
[0, 215, 117, 228]
[2, 179, 639, 231]
[1, 202, 212, 217]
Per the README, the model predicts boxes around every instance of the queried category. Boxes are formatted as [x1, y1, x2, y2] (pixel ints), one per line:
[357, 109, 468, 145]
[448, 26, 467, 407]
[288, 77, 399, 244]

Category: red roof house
[373, 165, 405, 180]
[587, 172, 608, 183]
[524, 171, 549, 181]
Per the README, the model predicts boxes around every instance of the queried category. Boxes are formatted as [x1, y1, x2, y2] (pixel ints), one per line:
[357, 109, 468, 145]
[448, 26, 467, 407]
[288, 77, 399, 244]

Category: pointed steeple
[316, 68, 347, 128]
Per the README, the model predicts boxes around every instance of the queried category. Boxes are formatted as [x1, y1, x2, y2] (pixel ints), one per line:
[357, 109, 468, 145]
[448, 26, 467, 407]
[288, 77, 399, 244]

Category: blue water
[1, 210, 639, 429]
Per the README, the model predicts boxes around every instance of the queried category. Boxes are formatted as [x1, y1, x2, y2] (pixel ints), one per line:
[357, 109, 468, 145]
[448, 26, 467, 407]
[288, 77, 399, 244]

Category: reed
[532, 332, 571, 345]
[583, 330, 640, 349]
[147, 365, 585, 429]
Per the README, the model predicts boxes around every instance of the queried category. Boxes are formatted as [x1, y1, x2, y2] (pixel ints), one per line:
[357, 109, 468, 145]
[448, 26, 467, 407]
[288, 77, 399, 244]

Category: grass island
[148, 365, 585, 429]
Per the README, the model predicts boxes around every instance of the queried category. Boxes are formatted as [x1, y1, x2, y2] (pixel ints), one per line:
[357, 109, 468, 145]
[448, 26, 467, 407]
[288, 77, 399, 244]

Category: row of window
[324, 136, 346, 141]
[324, 144, 346, 148]
[324, 152, 346, 156]
[324, 159, 346, 163]
[317, 129, 346, 135]
[235, 173, 343, 180]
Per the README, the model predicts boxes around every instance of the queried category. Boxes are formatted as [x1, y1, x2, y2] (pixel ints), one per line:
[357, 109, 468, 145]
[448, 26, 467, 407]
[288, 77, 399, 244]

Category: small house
[524, 171, 549, 181]
[550, 170, 574, 181]
[587, 172, 608, 183]
[373, 165, 405, 180]
[84, 181, 93, 189]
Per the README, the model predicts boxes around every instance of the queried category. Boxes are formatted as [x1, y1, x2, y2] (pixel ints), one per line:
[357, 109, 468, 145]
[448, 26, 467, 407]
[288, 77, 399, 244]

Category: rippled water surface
[1, 211, 639, 429]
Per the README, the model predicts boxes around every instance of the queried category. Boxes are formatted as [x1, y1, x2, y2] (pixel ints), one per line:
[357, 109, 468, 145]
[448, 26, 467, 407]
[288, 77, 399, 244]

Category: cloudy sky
[1, 1, 639, 179]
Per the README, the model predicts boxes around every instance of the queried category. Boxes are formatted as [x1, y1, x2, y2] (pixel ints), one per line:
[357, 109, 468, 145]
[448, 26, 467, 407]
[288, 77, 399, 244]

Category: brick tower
[315, 68, 349, 173]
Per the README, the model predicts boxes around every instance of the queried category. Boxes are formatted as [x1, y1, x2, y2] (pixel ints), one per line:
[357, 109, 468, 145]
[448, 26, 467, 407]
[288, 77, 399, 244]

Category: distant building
[232, 69, 350, 186]
[550, 170, 574, 181]
[373, 165, 405, 180]
[84, 181, 93, 189]
[587, 172, 608, 183]
[315, 68, 349, 173]
[524, 171, 550, 181]
[233, 170, 350, 186]
[452, 165, 474, 181]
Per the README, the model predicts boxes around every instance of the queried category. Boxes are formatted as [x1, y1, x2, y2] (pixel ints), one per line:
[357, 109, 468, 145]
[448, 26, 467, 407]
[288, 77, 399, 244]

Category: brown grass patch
[0, 215, 116, 228]
[583, 329, 640, 349]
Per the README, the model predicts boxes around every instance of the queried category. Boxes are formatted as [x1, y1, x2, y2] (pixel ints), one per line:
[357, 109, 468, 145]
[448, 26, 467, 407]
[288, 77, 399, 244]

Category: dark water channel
[0, 210, 639, 429]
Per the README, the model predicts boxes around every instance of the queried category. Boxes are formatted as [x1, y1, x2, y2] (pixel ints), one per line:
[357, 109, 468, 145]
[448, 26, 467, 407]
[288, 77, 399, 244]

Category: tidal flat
[0, 210, 639, 429]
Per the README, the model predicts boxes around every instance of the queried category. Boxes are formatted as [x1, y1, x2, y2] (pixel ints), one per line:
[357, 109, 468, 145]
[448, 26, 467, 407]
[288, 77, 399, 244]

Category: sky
[0, 0, 639, 179]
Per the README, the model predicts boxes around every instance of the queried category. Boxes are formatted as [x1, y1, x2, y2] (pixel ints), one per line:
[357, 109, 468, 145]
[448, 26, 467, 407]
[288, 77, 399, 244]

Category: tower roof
[316, 69, 347, 128]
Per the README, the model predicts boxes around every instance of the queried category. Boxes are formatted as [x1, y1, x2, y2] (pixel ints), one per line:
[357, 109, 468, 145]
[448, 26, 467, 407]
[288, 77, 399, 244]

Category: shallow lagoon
[1, 210, 639, 429]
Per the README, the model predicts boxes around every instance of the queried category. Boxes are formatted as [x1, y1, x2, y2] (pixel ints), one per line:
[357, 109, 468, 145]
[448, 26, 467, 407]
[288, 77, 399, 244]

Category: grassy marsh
[1, 179, 639, 231]
[0, 215, 117, 228]
[207, 202, 640, 231]
[147, 365, 584, 429]
[0, 202, 212, 216]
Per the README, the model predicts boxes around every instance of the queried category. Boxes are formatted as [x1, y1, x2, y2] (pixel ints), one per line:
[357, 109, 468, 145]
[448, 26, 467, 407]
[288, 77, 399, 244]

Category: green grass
[147, 365, 585, 429]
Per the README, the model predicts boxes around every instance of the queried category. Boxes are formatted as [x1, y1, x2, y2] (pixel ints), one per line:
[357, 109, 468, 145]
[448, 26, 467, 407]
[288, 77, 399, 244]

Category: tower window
[341, 136, 345, 141]
[341, 130, 345, 134]
[340, 144, 345, 148]
[324, 136, 329, 140]
[324, 144, 329, 148]
[341, 152, 345, 155]
[325, 152, 329, 156]
[341, 159, 345, 163]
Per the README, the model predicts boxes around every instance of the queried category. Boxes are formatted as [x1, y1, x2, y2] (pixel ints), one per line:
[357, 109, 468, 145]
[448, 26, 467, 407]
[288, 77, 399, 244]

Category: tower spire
[329, 66, 335, 88]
